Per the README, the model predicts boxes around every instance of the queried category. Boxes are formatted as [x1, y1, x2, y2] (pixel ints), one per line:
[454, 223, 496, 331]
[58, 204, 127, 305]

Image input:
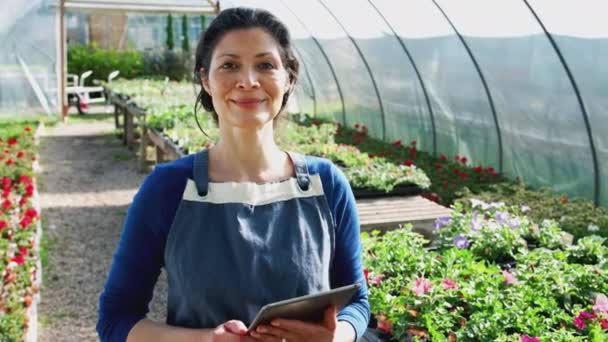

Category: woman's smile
[231, 97, 266, 109]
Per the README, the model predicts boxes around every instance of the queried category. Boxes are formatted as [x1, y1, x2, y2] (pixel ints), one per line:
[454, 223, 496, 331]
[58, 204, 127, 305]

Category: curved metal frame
[279, 0, 347, 125]
[368, 0, 437, 155]
[522, 0, 600, 205]
[431, 0, 504, 173]
[317, 0, 387, 140]
[292, 46, 317, 117]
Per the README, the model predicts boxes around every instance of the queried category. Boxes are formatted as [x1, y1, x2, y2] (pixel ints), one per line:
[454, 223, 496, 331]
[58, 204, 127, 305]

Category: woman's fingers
[322, 306, 337, 331]
[223, 320, 249, 336]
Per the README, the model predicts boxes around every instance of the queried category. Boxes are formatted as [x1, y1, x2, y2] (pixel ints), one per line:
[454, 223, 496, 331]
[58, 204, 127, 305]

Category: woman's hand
[248, 306, 337, 342]
[211, 320, 257, 342]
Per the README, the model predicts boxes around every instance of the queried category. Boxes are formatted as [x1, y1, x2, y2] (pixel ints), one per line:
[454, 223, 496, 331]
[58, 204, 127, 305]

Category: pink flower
[502, 270, 518, 285]
[412, 277, 432, 296]
[601, 318, 608, 329]
[593, 294, 608, 313]
[441, 278, 458, 290]
[521, 335, 539, 342]
[370, 274, 385, 285]
[573, 316, 586, 330]
[579, 311, 597, 320]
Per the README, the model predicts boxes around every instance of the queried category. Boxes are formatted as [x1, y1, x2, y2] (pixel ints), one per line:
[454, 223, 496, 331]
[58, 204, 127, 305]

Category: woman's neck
[207, 128, 291, 183]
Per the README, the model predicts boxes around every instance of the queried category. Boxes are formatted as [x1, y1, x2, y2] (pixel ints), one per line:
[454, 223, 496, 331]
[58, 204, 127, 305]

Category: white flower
[588, 224, 600, 232]
[385, 293, 394, 302]
[560, 216, 567, 222]
[470, 199, 487, 209]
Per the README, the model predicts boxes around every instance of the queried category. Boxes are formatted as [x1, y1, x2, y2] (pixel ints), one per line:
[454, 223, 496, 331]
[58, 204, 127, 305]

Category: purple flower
[507, 218, 521, 229]
[520, 204, 530, 212]
[454, 235, 469, 249]
[433, 216, 451, 232]
[469, 213, 482, 231]
[495, 211, 509, 224]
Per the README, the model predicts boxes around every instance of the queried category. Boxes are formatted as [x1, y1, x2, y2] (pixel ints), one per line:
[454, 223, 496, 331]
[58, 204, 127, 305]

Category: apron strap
[287, 151, 310, 191]
[193, 149, 209, 196]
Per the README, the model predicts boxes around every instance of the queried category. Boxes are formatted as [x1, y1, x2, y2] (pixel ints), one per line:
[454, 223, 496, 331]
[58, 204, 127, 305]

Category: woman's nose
[236, 68, 260, 89]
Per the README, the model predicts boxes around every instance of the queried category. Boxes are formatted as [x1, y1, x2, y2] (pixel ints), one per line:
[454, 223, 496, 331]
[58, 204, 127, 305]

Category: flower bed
[0, 122, 41, 341]
[362, 200, 608, 340]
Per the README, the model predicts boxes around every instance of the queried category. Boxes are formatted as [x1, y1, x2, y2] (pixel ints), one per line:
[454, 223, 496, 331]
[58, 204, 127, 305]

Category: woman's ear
[200, 68, 211, 94]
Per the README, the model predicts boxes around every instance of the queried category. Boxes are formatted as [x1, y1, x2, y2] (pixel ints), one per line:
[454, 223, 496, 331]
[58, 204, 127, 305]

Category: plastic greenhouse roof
[63, 0, 217, 14]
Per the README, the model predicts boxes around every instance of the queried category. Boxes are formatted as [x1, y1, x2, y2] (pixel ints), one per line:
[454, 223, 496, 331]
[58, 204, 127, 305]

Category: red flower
[6, 159, 14, 166]
[354, 123, 360, 129]
[435, 164, 443, 169]
[363, 268, 369, 285]
[440, 155, 447, 161]
[24, 127, 32, 132]
[404, 160, 413, 166]
[601, 318, 608, 329]
[20, 175, 32, 185]
[460, 157, 468, 164]
[25, 208, 38, 218]
[0, 220, 7, 230]
[25, 184, 34, 197]
[362, 125, 368, 131]
[335, 122, 342, 127]
[20, 216, 32, 229]
[1, 177, 11, 188]
[409, 148, 416, 158]
[474, 166, 483, 173]
[460, 173, 468, 179]
[19, 247, 28, 256]
[312, 120, 320, 126]
[453, 168, 460, 175]
[369, 153, 375, 159]
[8, 138, 17, 146]
[377, 152, 384, 157]
[3, 149, 9, 154]
[410, 140, 417, 146]
[16, 151, 25, 158]
[454, 155, 460, 161]
[2, 199, 11, 210]
[11, 255, 25, 265]
[491, 172, 498, 178]
[392, 139, 402, 147]
[19, 198, 27, 206]
[561, 196, 569, 204]
[377, 319, 393, 334]
[485, 167, 495, 173]
[442, 181, 449, 188]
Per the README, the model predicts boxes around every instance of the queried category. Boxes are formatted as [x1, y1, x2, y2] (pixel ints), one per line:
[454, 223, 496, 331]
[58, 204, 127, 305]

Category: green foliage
[181, 15, 190, 52]
[142, 50, 190, 81]
[362, 204, 608, 340]
[456, 183, 608, 243]
[67, 44, 143, 85]
[166, 14, 174, 50]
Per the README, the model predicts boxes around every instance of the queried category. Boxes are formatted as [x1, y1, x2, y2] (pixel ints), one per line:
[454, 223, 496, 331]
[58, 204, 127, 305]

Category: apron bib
[164, 150, 335, 328]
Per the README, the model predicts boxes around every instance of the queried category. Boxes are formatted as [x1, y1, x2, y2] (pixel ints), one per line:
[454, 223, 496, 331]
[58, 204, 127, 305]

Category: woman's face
[202, 27, 291, 130]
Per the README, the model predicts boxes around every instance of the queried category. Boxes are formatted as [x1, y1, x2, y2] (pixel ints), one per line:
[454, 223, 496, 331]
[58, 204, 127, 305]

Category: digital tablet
[247, 284, 360, 332]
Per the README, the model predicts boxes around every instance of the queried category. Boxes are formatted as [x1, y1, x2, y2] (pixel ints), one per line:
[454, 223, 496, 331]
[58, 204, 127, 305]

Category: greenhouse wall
[0, 0, 58, 116]
[222, 0, 607, 207]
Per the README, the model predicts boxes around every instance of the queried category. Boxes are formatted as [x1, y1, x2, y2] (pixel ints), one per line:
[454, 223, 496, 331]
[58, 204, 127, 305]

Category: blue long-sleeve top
[97, 154, 370, 341]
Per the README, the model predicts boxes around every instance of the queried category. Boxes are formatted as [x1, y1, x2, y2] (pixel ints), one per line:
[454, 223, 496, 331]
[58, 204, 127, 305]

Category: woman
[97, 7, 369, 342]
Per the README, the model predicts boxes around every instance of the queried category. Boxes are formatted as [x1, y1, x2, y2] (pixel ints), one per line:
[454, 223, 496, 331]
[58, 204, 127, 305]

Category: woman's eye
[259, 62, 275, 70]
[220, 62, 237, 70]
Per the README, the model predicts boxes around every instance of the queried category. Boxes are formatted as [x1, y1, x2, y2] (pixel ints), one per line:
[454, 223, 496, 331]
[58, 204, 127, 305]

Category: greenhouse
[0, 0, 607, 341]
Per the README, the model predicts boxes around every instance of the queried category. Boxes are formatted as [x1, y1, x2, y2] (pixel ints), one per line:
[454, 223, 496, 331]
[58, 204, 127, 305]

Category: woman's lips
[232, 98, 264, 109]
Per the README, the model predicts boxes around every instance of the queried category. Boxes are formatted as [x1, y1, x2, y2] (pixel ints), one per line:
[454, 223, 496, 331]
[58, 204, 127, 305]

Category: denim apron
[164, 150, 336, 329]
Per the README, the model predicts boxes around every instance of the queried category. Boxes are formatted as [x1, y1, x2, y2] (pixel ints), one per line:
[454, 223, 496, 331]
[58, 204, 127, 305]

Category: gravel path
[37, 119, 167, 342]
